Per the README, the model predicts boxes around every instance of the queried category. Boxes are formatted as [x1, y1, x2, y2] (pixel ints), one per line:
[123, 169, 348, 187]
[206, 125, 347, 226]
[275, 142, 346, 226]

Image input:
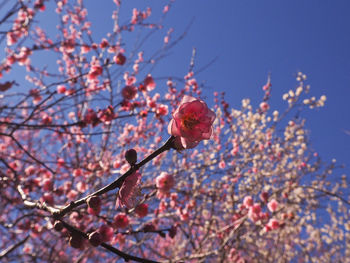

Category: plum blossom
[98, 224, 114, 242]
[243, 196, 253, 207]
[248, 203, 262, 222]
[114, 53, 126, 65]
[260, 102, 270, 112]
[266, 218, 280, 231]
[260, 191, 269, 203]
[168, 95, 216, 149]
[267, 199, 279, 212]
[116, 171, 141, 208]
[114, 213, 129, 228]
[135, 203, 148, 218]
[121, 85, 137, 100]
[56, 85, 66, 94]
[144, 74, 156, 91]
[156, 172, 174, 197]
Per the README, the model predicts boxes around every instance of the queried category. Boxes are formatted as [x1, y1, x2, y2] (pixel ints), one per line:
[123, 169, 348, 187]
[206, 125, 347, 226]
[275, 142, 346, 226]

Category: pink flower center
[182, 113, 199, 130]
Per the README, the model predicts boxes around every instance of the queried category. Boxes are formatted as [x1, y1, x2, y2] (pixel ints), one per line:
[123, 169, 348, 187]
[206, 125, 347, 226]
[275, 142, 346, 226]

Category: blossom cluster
[0, 1, 347, 263]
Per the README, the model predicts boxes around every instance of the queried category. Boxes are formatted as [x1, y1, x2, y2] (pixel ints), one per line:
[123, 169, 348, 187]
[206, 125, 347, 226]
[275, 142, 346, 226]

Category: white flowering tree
[0, 1, 349, 262]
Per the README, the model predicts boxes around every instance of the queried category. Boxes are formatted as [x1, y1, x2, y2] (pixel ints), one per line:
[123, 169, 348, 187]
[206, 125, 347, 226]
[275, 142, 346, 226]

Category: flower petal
[181, 137, 199, 149]
[181, 95, 197, 104]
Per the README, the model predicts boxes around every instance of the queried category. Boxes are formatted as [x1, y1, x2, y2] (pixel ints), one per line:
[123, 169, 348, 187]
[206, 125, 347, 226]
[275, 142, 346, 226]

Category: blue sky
[161, 0, 350, 169]
[88, 0, 349, 168]
[4, 0, 349, 170]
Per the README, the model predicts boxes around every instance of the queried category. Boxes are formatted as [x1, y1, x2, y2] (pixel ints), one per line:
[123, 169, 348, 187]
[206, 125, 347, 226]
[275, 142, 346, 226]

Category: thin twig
[0, 235, 30, 259]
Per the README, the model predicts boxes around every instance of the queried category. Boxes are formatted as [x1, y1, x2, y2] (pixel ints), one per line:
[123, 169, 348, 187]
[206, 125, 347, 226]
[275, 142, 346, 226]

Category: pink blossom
[121, 85, 137, 100]
[156, 172, 174, 197]
[267, 218, 279, 230]
[168, 95, 216, 149]
[42, 179, 53, 191]
[218, 160, 226, 169]
[267, 199, 279, 212]
[25, 165, 36, 176]
[144, 74, 156, 91]
[131, 8, 140, 24]
[259, 102, 270, 112]
[87, 65, 103, 81]
[163, 5, 170, 13]
[251, 203, 261, 214]
[22, 243, 33, 254]
[114, 53, 126, 65]
[114, 213, 129, 228]
[260, 191, 269, 203]
[117, 171, 141, 208]
[135, 203, 148, 218]
[98, 224, 114, 242]
[99, 38, 109, 49]
[113, 233, 125, 247]
[56, 85, 66, 94]
[67, 190, 78, 200]
[87, 206, 101, 216]
[156, 104, 168, 116]
[73, 168, 83, 177]
[98, 105, 115, 123]
[84, 109, 100, 127]
[178, 208, 189, 221]
[124, 73, 136, 86]
[248, 203, 262, 222]
[81, 44, 91, 54]
[41, 193, 54, 205]
[243, 196, 253, 207]
[76, 181, 87, 193]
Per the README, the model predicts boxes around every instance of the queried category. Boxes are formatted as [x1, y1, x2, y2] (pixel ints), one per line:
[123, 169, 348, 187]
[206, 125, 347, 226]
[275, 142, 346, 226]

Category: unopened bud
[88, 231, 102, 247]
[54, 221, 63, 232]
[87, 195, 101, 209]
[69, 234, 83, 249]
[125, 149, 137, 165]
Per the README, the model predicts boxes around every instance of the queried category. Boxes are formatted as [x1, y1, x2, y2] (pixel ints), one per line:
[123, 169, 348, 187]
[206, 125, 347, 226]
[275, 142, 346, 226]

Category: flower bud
[87, 195, 101, 209]
[69, 234, 83, 249]
[125, 149, 137, 165]
[169, 225, 177, 239]
[53, 221, 63, 232]
[143, 223, 156, 232]
[88, 231, 102, 247]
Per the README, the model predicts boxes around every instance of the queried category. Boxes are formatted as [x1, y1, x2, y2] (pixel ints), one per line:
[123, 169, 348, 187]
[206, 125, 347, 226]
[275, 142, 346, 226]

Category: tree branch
[59, 219, 160, 263]
[0, 235, 30, 259]
[55, 136, 175, 217]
